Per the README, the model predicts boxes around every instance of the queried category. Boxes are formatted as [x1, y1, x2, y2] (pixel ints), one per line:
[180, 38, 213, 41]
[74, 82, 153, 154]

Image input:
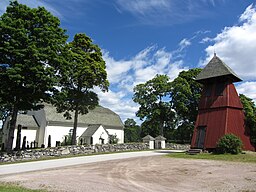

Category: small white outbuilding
[155, 135, 166, 149]
[142, 135, 155, 149]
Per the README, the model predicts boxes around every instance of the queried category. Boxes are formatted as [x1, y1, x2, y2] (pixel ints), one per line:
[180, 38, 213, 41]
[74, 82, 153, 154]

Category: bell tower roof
[196, 54, 242, 83]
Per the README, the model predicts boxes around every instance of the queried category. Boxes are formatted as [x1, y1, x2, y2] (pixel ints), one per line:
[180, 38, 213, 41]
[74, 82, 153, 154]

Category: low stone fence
[166, 143, 190, 150]
[0, 143, 149, 163]
[0, 143, 190, 163]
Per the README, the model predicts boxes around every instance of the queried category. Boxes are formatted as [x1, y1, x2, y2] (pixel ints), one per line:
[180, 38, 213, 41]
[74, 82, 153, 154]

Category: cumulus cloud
[100, 45, 188, 122]
[236, 82, 256, 103]
[96, 89, 140, 122]
[201, 4, 256, 81]
[103, 45, 187, 92]
[200, 4, 256, 103]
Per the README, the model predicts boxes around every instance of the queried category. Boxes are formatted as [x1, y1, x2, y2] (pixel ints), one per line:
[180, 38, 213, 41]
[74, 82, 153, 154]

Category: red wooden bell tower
[191, 54, 254, 151]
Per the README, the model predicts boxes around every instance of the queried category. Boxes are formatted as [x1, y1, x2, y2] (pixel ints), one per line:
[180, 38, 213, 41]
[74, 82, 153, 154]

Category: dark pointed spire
[196, 55, 242, 83]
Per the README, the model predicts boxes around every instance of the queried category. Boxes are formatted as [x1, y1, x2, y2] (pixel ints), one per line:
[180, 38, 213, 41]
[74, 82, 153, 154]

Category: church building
[2, 103, 124, 148]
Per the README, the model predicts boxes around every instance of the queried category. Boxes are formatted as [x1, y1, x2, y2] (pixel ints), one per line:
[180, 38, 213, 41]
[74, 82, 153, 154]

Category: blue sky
[1, 0, 256, 123]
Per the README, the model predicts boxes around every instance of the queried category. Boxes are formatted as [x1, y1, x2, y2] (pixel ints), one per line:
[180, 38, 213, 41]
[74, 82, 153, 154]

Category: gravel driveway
[1, 156, 256, 192]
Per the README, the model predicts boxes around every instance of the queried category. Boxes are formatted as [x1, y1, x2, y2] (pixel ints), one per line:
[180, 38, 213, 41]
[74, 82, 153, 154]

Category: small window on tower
[215, 82, 225, 96]
[204, 85, 212, 96]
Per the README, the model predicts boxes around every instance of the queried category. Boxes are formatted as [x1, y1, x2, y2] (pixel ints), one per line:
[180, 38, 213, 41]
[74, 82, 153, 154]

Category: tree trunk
[15, 124, 22, 150]
[6, 106, 18, 152]
[71, 107, 79, 145]
[160, 121, 164, 136]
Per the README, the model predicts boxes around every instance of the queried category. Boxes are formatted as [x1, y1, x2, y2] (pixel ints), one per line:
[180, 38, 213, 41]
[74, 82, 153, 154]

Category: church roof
[26, 104, 124, 130]
[80, 125, 108, 137]
[196, 54, 242, 83]
[16, 114, 39, 128]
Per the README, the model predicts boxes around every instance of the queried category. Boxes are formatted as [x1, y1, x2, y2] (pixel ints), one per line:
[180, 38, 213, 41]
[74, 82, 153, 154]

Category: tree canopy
[170, 68, 202, 142]
[240, 94, 256, 146]
[53, 33, 109, 145]
[133, 74, 174, 137]
[124, 118, 141, 143]
[0, 1, 68, 151]
[133, 69, 202, 142]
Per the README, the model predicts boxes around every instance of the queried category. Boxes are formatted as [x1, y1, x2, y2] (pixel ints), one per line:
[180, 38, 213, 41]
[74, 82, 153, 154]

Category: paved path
[0, 150, 179, 175]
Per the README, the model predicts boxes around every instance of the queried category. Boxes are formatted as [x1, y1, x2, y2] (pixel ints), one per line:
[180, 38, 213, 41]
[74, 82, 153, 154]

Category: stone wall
[0, 143, 190, 163]
[166, 143, 190, 150]
[0, 143, 149, 163]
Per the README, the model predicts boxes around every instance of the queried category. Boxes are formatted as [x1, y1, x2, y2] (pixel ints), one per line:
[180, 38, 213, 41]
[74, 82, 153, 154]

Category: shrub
[216, 134, 243, 154]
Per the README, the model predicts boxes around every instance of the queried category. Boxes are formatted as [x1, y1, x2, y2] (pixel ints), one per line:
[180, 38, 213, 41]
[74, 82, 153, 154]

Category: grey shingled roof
[155, 135, 166, 140]
[196, 54, 242, 82]
[142, 135, 155, 141]
[42, 104, 124, 129]
[80, 125, 104, 137]
[16, 114, 39, 128]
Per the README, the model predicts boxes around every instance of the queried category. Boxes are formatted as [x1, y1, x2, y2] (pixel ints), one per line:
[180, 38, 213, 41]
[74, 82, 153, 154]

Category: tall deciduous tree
[0, 1, 67, 151]
[133, 74, 174, 137]
[124, 118, 141, 143]
[53, 33, 109, 145]
[133, 69, 202, 142]
[240, 94, 256, 147]
[171, 68, 202, 143]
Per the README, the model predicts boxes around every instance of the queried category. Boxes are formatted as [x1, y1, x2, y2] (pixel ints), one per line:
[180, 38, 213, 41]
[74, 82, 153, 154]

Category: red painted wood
[191, 79, 255, 151]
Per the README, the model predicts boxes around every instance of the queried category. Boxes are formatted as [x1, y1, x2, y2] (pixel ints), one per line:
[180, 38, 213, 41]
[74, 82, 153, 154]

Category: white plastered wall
[92, 125, 109, 145]
[44, 126, 87, 146]
[106, 129, 124, 143]
[12, 129, 37, 148]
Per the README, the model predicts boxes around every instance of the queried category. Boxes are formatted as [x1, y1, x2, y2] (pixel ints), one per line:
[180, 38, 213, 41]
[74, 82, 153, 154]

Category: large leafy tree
[133, 69, 202, 142]
[133, 74, 174, 137]
[0, 1, 68, 151]
[170, 68, 202, 143]
[53, 33, 109, 145]
[124, 118, 141, 143]
[239, 94, 256, 147]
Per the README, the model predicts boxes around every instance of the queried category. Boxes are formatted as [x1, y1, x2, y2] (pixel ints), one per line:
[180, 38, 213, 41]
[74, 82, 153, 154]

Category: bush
[216, 134, 243, 154]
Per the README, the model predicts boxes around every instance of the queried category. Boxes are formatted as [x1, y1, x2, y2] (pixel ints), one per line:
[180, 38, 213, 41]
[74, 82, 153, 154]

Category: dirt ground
[1, 156, 256, 192]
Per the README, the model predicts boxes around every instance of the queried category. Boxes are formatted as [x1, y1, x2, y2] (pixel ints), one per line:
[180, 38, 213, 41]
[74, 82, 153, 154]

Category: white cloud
[100, 45, 188, 122]
[0, 0, 62, 18]
[104, 45, 187, 91]
[115, 0, 226, 25]
[179, 39, 192, 51]
[115, 0, 170, 15]
[202, 4, 256, 81]
[103, 52, 133, 83]
[236, 82, 256, 103]
[96, 89, 139, 122]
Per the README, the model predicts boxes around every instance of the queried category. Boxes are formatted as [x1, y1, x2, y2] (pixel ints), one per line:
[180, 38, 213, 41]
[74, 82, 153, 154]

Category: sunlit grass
[0, 183, 47, 192]
[167, 152, 256, 163]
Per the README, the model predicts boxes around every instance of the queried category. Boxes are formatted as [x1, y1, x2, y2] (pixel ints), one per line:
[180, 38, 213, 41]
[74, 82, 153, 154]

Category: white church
[2, 103, 124, 148]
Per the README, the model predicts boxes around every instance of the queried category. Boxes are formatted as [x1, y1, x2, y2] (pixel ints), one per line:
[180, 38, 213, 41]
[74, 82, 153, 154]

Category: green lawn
[167, 152, 256, 163]
[0, 183, 47, 192]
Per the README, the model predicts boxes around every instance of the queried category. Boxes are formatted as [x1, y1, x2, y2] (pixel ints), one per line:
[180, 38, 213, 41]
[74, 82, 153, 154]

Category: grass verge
[166, 152, 256, 163]
[0, 183, 47, 192]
